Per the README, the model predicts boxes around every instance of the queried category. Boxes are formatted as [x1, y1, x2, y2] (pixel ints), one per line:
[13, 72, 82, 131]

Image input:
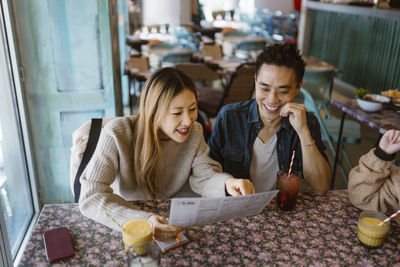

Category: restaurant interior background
[0, 0, 399, 265]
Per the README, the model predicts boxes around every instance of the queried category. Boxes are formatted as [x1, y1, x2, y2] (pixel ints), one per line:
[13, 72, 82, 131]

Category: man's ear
[295, 80, 303, 95]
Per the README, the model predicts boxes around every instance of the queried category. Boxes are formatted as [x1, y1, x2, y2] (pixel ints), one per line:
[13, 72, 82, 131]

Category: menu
[169, 190, 278, 227]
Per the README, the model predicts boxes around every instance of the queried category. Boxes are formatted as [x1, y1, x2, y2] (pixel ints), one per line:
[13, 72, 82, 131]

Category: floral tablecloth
[18, 190, 400, 266]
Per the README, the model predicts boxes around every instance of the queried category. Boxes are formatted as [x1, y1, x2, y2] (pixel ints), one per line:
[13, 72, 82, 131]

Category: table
[331, 99, 400, 185]
[332, 99, 400, 134]
[18, 190, 400, 266]
[125, 36, 149, 55]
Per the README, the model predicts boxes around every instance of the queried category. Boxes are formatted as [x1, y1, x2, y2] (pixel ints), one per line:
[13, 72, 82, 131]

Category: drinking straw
[288, 150, 296, 177]
[103, 211, 125, 232]
[378, 209, 400, 226]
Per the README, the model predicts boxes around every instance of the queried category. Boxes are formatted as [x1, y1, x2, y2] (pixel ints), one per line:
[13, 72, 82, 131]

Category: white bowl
[356, 94, 390, 112]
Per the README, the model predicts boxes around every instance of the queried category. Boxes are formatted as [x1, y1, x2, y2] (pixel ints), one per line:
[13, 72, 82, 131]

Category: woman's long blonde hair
[133, 68, 197, 199]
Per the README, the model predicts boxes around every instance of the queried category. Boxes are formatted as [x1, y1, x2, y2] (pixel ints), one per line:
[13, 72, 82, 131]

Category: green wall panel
[309, 10, 400, 93]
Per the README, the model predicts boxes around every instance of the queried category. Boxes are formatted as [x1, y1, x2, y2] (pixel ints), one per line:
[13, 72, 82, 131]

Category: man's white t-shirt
[249, 135, 280, 193]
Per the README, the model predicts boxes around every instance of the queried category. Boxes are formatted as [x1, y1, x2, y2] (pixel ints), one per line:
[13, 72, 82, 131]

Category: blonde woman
[79, 68, 255, 239]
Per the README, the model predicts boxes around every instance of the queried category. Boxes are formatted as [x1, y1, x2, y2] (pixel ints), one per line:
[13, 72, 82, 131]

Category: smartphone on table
[153, 232, 189, 253]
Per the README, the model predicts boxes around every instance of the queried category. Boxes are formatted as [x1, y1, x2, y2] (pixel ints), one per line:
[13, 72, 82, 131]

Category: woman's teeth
[177, 128, 189, 135]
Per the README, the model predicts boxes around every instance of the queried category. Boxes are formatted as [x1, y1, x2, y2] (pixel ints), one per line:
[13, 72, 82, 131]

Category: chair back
[212, 10, 226, 20]
[202, 44, 223, 59]
[222, 30, 247, 38]
[295, 87, 337, 164]
[161, 51, 192, 66]
[297, 87, 361, 186]
[303, 69, 335, 101]
[128, 56, 150, 72]
[234, 39, 267, 52]
[221, 63, 256, 107]
[148, 42, 174, 50]
[175, 63, 220, 82]
[302, 69, 336, 117]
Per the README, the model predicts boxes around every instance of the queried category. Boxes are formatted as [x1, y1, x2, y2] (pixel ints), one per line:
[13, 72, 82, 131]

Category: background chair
[295, 87, 361, 187]
[128, 56, 150, 72]
[148, 42, 175, 50]
[161, 51, 193, 67]
[197, 63, 256, 119]
[234, 39, 268, 61]
[175, 63, 224, 89]
[174, 64, 218, 141]
[202, 44, 223, 59]
[212, 10, 226, 20]
[302, 69, 336, 118]
[221, 30, 248, 38]
[125, 56, 150, 114]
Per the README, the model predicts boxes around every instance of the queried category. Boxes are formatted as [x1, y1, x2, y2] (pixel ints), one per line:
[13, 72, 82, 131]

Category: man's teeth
[265, 104, 278, 111]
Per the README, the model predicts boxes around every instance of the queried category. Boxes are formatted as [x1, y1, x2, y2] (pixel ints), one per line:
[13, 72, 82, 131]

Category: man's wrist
[298, 129, 313, 145]
[375, 145, 396, 161]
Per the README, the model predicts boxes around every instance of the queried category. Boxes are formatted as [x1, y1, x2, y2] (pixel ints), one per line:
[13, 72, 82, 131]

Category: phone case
[153, 232, 189, 253]
[43, 227, 74, 263]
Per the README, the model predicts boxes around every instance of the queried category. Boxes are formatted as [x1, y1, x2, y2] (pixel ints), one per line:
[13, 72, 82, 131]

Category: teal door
[11, 0, 118, 203]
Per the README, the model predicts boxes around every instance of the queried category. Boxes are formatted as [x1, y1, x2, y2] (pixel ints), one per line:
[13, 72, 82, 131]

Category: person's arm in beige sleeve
[79, 124, 182, 240]
[348, 129, 400, 213]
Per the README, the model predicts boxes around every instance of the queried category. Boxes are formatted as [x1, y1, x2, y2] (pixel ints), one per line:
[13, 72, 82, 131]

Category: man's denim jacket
[208, 99, 329, 179]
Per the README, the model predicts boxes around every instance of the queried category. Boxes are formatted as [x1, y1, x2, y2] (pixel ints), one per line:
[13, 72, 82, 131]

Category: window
[0, 1, 39, 264]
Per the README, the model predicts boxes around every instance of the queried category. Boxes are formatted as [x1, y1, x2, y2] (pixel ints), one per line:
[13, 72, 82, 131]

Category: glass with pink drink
[276, 170, 301, 211]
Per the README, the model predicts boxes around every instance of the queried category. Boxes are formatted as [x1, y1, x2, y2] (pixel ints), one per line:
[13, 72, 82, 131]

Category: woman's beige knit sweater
[348, 148, 400, 224]
[79, 117, 231, 230]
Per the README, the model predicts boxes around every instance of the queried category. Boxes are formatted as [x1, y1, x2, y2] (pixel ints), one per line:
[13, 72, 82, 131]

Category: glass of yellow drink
[122, 219, 153, 255]
[357, 210, 390, 248]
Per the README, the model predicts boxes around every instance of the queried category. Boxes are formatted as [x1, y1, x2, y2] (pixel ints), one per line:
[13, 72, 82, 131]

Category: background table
[332, 99, 400, 134]
[18, 190, 400, 266]
[331, 99, 400, 179]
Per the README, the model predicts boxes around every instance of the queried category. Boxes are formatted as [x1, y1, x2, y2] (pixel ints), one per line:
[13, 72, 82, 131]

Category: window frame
[0, 0, 40, 265]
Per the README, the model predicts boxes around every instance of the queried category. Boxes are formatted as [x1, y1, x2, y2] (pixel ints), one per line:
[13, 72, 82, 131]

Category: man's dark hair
[255, 43, 305, 84]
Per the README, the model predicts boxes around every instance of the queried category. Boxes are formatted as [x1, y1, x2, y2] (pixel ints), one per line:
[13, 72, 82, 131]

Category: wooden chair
[202, 44, 223, 59]
[128, 56, 150, 72]
[197, 63, 256, 118]
[175, 63, 222, 84]
[125, 56, 150, 114]
[212, 10, 226, 20]
[175, 63, 224, 95]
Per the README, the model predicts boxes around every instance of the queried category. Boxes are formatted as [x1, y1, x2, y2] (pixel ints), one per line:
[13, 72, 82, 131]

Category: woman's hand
[225, 178, 255, 196]
[379, 129, 400, 155]
[148, 214, 183, 240]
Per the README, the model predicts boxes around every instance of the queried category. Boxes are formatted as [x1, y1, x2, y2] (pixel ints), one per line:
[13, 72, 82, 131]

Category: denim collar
[247, 99, 292, 132]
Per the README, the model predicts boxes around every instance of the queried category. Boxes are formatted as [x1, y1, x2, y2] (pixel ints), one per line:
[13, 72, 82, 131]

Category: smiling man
[208, 44, 331, 195]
